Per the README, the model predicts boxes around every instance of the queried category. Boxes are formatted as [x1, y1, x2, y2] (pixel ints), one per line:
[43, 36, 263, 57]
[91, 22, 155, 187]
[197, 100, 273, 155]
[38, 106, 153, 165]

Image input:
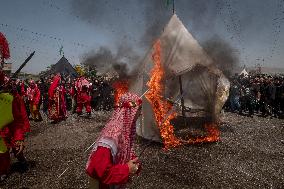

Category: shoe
[0, 174, 7, 182]
[19, 160, 29, 173]
[87, 112, 91, 118]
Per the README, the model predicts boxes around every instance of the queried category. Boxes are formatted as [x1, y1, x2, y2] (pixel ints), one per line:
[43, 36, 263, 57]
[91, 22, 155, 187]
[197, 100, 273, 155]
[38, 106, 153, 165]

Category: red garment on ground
[86, 146, 129, 189]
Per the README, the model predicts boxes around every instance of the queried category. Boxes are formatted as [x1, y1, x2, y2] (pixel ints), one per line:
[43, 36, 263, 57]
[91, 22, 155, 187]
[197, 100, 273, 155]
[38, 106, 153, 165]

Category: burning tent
[130, 14, 230, 147]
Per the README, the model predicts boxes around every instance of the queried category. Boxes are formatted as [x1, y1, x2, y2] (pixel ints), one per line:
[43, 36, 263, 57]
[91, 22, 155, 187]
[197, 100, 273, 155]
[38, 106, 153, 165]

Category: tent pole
[178, 75, 186, 127]
[178, 75, 185, 116]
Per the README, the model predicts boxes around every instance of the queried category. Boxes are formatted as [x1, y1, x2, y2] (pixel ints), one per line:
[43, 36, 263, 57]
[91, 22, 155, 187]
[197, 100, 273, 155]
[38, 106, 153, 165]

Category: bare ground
[1, 111, 284, 189]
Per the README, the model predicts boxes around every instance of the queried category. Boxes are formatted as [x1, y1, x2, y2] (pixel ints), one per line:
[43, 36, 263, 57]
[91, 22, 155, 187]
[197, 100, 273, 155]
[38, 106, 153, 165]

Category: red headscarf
[48, 74, 61, 98]
[0, 32, 10, 60]
[87, 92, 142, 165]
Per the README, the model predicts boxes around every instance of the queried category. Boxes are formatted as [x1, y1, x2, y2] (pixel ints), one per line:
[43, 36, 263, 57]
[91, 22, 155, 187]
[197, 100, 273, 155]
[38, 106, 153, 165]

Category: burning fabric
[130, 14, 230, 149]
[112, 80, 129, 106]
[145, 40, 181, 149]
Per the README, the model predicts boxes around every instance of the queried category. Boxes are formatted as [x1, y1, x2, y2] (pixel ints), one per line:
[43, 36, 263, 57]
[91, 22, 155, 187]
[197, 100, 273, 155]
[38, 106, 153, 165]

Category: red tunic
[27, 86, 40, 106]
[86, 146, 129, 189]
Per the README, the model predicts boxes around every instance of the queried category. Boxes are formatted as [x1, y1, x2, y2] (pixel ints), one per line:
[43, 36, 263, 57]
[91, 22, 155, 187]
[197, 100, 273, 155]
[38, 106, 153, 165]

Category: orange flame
[145, 40, 181, 149]
[113, 80, 129, 105]
[187, 123, 220, 144]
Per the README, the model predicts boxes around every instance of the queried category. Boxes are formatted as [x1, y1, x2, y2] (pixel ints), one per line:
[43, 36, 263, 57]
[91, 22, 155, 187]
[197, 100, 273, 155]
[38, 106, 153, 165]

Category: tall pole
[178, 75, 187, 128]
[12, 51, 35, 78]
[178, 75, 185, 117]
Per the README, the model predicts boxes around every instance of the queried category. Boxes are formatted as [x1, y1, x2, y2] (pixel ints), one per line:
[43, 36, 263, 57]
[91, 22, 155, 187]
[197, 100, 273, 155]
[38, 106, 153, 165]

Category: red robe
[86, 146, 129, 189]
[27, 86, 40, 106]
[75, 78, 92, 113]
[0, 93, 30, 176]
[76, 87, 92, 113]
[48, 75, 67, 121]
[48, 86, 67, 121]
[0, 93, 30, 147]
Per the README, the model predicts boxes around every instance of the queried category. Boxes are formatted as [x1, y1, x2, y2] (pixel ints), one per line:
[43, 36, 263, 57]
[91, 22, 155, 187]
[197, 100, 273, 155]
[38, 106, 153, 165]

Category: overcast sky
[0, 0, 283, 74]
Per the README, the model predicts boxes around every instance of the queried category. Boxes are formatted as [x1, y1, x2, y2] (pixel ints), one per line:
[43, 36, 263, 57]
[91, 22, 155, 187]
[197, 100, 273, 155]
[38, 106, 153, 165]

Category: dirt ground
[0, 111, 284, 189]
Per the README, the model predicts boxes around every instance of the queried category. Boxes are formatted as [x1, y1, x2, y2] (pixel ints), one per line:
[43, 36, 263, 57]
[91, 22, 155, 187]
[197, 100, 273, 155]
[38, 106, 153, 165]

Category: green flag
[166, 0, 172, 7]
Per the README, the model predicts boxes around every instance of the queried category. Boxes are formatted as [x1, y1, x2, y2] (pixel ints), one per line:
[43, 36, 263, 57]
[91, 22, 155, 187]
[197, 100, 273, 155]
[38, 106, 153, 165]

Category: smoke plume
[71, 0, 239, 78]
[202, 35, 239, 77]
[81, 43, 140, 79]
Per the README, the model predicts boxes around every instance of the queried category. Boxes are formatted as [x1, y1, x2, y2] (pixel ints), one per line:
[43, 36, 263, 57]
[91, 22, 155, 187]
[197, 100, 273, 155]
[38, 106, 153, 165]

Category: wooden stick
[84, 141, 97, 153]
[12, 51, 35, 78]
[58, 167, 69, 178]
[140, 88, 150, 98]
[58, 140, 97, 178]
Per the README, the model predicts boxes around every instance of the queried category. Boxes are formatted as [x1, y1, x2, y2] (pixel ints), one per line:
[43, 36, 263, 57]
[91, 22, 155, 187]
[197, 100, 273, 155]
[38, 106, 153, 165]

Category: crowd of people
[1, 67, 284, 187]
[12, 73, 115, 123]
[225, 73, 284, 118]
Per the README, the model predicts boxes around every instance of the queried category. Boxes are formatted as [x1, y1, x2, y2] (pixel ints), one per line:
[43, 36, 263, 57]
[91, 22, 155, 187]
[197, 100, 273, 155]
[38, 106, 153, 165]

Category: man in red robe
[26, 80, 42, 121]
[86, 93, 142, 189]
[76, 77, 92, 116]
[48, 74, 67, 122]
[0, 72, 30, 181]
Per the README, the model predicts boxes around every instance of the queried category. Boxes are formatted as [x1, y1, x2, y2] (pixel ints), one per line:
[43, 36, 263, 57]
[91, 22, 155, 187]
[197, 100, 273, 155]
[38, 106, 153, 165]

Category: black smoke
[71, 0, 239, 78]
[202, 35, 239, 77]
[81, 43, 140, 79]
[71, 0, 223, 47]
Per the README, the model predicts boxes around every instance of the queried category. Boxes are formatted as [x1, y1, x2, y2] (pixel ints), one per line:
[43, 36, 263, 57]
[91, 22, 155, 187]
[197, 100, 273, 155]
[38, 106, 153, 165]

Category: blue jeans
[230, 96, 240, 111]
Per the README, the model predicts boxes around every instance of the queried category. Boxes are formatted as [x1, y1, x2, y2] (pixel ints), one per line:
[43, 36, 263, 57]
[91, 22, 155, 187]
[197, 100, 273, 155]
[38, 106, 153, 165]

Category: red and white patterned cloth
[87, 92, 142, 165]
[26, 80, 40, 105]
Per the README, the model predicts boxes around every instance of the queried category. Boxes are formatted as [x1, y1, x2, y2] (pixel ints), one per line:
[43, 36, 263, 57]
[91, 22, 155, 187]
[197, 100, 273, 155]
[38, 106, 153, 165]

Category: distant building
[40, 56, 78, 78]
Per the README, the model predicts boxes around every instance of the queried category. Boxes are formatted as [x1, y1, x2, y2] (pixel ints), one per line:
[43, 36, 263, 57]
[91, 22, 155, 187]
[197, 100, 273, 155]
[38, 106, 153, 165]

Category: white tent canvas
[239, 68, 249, 77]
[130, 14, 230, 142]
